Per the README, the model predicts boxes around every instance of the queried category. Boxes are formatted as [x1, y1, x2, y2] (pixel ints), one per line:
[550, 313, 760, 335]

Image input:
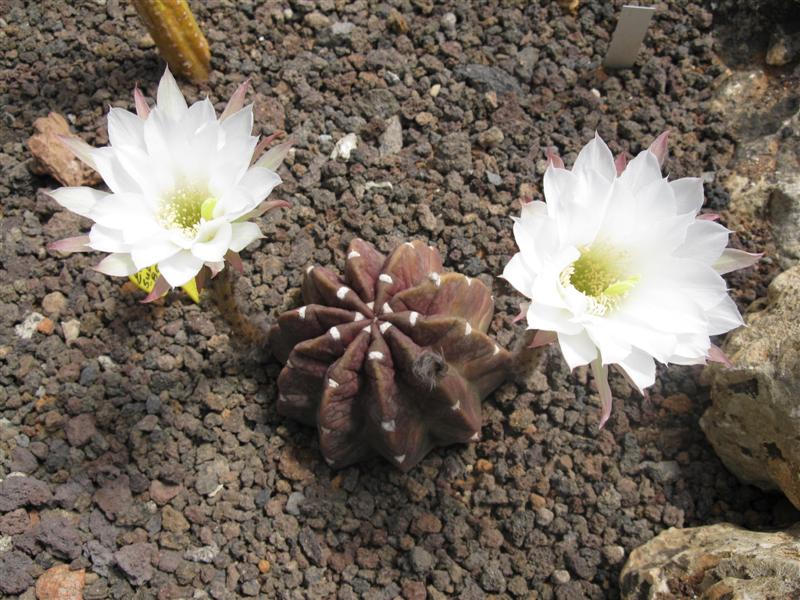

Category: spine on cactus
[131, 0, 211, 82]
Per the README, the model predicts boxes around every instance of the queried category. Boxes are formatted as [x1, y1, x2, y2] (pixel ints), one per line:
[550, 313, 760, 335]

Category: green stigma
[158, 186, 216, 237]
[562, 244, 639, 315]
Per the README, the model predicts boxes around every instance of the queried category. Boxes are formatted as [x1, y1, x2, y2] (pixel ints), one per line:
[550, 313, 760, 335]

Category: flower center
[158, 186, 217, 238]
[561, 244, 639, 315]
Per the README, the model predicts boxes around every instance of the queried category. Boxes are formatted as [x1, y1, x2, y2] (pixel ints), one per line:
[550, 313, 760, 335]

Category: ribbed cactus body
[132, 0, 211, 82]
[269, 239, 511, 472]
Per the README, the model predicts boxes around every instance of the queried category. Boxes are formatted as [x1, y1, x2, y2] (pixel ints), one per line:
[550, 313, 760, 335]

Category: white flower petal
[616, 348, 656, 391]
[158, 251, 204, 287]
[108, 107, 146, 149]
[713, 248, 761, 275]
[191, 221, 233, 263]
[229, 222, 263, 252]
[255, 140, 292, 171]
[501, 253, 535, 297]
[131, 239, 181, 270]
[706, 295, 744, 335]
[619, 150, 663, 195]
[675, 220, 730, 264]
[89, 224, 129, 253]
[527, 302, 583, 336]
[48, 187, 108, 219]
[156, 67, 188, 120]
[670, 178, 704, 215]
[557, 330, 598, 369]
[94, 253, 138, 276]
[572, 132, 616, 182]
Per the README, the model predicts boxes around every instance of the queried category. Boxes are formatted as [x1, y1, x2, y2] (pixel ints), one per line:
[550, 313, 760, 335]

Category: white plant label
[604, 5, 656, 69]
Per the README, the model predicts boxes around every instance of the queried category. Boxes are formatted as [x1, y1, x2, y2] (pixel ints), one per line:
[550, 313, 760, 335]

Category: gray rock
[408, 546, 434, 574]
[435, 132, 472, 172]
[621, 523, 800, 599]
[298, 527, 324, 566]
[115, 542, 156, 586]
[455, 64, 522, 95]
[0, 475, 52, 511]
[285, 491, 305, 515]
[184, 544, 219, 564]
[64, 413, 96, 447]
[36, 515, 82, 559]
[93, 475, 132, 520]
[86, 539, 115, 577]
[702, 265, 800, 509]
[0, 551, 34, 595]
[379, 115, 402, 157]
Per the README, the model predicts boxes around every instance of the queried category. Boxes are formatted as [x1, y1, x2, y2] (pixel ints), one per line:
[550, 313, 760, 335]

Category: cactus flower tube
[269, 239, 512, 471]
[47, 67, 292, 301]
[132, 0, 211, 82]
[503, 133, 760, 428]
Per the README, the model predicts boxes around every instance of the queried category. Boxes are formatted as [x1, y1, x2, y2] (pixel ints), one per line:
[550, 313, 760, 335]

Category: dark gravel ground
[1, 1, 797, 599]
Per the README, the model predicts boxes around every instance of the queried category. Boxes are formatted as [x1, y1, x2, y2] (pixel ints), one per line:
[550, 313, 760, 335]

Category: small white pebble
[336, 286, 349, 300]
[379, 274, 393, 284]
[381, 420, 396, 432]
[379, 322, 392, 334]
[347, 250, 361, 259]
[329, 327, 341, 341]
[409, 311, 419, 326]
[368, 351, 384, 360]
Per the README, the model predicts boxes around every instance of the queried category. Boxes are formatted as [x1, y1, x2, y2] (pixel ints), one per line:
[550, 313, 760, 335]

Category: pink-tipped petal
[519, 195, 534, 206]
[648, 130, 670, 167]
[708, 344, 733, 367]
[220, 79, 251, 121]
[614, 152, 628, 176]
[512, 301, 530, 324]
[225, 250, 244, 274]
[252, 131, 285, 163]
[134, 86, 150, 119]
[208, 261, 225, 277]
[239, 199, 291, 222]
[697, 213, 720, 221]
[48, 235, 91, 253]
[592, 359, 613, 429]
[546, 146, 565, 169]
[57, 135, 97, 170]
[141, 275, 171, 303]
[713, 248, 762, 275]
[529, 329, 557, 348]
[255, 139, 293, 171]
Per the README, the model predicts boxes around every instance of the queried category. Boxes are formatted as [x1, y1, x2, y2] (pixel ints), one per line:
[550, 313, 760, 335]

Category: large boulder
[620, 523, 800, 599]
[701, 265, 800, 509]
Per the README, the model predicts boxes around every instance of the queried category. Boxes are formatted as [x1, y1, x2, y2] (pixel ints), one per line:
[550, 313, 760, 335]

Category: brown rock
[278, 447, 314, 482]
[64, 414, 96, 447]
[621, 523, 800, 599]
[161, 506, 190, 533]
[27, 113, 101, 187]
[35, 564, 85, 600]
[149, 480, 182, 505]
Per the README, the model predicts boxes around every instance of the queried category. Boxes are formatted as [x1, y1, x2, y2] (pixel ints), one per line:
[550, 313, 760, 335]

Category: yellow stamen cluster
[561, 244, 639, 315]
[158, 186, 216, 238]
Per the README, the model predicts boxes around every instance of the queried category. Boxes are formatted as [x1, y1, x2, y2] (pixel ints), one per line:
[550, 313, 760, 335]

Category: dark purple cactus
[269, 238, 511, 472]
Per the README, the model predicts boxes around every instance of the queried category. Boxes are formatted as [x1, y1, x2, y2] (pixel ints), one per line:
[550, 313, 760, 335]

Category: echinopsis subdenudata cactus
[269, 239, 512, 471]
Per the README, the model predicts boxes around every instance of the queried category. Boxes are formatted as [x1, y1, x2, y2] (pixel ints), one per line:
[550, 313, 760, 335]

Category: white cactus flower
[48, 67, 292, 299]
[503, 132, 760, 427]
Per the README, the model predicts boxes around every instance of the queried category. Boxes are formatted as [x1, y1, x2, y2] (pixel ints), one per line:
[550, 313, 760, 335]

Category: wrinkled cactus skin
[269, 239, 512, 472]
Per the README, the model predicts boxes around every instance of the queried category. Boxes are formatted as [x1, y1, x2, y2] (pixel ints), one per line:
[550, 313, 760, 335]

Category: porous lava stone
[270, 238, 511, 471]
